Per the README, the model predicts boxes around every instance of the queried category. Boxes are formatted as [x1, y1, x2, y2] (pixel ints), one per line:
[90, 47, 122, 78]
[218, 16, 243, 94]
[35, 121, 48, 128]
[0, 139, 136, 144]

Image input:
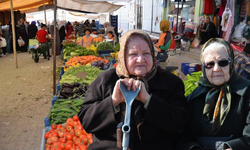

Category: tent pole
[43, 0, 47, 25]
[10, 0, 18, 68]
[53, 0, 57, 95]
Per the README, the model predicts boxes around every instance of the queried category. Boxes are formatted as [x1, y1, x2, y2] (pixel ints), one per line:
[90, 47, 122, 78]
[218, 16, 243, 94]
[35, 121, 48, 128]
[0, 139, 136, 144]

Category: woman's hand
[120, 78, 150, 104]
[112, 80, 125, 107]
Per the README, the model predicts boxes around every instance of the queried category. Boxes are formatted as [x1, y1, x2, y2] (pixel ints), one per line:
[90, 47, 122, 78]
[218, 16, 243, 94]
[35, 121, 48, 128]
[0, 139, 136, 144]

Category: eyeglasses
[204, 60, 230, 69]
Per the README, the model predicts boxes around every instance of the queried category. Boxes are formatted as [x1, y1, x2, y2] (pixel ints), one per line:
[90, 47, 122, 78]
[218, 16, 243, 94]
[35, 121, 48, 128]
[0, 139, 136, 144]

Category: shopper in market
[99, 22, 118, 42]
[78, 30, 188, 150]
[81, 28, 93, 48]
[234, 43, 250, 80]
[178, 38, 250, 150]
[28, 21, 38, 39]
[90, 20, 97, 31]
[65, 21, 74, 38]
[16, 21, 28, 52]
[200, 17, 218, 45]
[58, 20, 66, 51]
[36, 24, 52, 59]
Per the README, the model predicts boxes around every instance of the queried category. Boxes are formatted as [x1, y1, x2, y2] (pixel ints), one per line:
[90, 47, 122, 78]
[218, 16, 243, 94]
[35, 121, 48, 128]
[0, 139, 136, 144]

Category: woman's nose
[213, 63, 221, 71]
[136, 55, 145, 63]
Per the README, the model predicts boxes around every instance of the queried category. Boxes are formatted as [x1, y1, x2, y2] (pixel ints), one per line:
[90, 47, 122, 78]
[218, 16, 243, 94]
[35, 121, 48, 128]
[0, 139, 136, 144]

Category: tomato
[75, 130, 83, 137]
[75, 146, 80, 150]
[58, 131, 65, 138]
[69, 129, 75, 135]
[73, 121, 79, 127]
[52, 132, 59, 137]
[60, 142, 66, 149]
[47, 138, 53, 144]
[74, 125, 83, 130]
[57, 124, 62, 129]
[74, 138, 81, 146]
[53, 142, 60, 149]
[67, 118, 74, 126]
[70, 147, 76, 150]
[51, 124, 57, 129]
[59, 137, 66, 143]
[78, 145, 87, 150]
[45, 148, 51, 150]
[65, 141, 73, 150]
[73, 136, 78, 143]
[66, 133, 73, 141]
[66, 125, 73, 132]
[88, 138, 93, 144]
[86, 134, 92, 139]
[45, 132, 50, 139]
[73, 115, 79, 121]
[82, 129, 87, 135]
[51, 136, 59, 143]
[45, 143, 51, 148]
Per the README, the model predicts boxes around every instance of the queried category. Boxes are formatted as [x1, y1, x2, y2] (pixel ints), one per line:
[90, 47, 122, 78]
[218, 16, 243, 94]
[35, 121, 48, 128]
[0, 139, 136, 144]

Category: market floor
[0, 52, 62, 150]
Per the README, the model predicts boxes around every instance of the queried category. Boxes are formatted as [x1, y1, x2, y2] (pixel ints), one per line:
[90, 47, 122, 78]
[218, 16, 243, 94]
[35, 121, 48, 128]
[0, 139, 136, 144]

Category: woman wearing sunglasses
[178, 38, 250, 150]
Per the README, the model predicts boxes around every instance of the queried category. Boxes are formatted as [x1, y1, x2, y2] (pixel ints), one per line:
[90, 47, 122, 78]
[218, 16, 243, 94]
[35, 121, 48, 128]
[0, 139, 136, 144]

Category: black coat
[178, 77, 250, 150]
[200, 22, 218, 45]
[78, 67, 188, 150]
[28, 24, 38, 39]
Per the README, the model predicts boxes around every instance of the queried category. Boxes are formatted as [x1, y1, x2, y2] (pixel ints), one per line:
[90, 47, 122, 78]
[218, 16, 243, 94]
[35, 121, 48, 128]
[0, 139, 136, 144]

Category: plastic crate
[181, 63, 197, 75]
[98, 50, 114, 56]
[39, 127, 51, 150]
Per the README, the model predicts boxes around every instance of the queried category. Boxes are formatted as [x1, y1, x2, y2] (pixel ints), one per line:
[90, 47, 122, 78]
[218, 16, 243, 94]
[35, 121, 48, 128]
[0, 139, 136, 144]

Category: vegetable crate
[39, 126, 51, 150]
[181, 63, 197, 75]
[98, 50, 114, 56]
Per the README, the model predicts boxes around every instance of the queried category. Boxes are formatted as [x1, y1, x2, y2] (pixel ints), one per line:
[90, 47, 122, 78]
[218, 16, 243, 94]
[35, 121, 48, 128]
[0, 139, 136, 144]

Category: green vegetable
[96, 42, 114, 51]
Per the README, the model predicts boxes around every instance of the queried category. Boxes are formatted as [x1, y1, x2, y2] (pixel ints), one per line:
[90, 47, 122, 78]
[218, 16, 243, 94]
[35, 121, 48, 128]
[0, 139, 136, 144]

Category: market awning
[0, 0, 123, 13]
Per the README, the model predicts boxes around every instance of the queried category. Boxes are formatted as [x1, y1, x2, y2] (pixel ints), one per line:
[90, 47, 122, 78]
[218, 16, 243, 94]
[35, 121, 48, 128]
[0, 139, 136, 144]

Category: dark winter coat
[178, 77, 250, 150]
[78, 67, 188, 150]
[28, 24, 38, 39]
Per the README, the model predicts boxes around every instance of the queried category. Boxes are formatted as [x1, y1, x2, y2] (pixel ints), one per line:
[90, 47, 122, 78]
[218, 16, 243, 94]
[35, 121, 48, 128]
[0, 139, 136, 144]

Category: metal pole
[10, 0, 18, 68]
[176, 0, 179, 32]
[43, 0, 47, 25]
[53, 0, 57, 95]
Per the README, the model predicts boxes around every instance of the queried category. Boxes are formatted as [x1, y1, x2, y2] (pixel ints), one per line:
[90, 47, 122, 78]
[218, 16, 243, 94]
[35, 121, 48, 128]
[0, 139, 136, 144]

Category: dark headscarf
[31, 21, 36, 25]
[116, 30, 157, 92]
[199, 38, 241, 135]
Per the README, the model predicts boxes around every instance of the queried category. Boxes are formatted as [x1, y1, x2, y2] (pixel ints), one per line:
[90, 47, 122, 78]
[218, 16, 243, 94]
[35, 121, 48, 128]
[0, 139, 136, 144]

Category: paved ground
[0, 48, 200, 150]
[0, 52, 62, 150]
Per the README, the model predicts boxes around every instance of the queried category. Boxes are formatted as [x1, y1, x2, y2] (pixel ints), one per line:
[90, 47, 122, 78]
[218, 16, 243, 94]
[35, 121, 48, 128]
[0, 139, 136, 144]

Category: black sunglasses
[204, 60, 230, 69]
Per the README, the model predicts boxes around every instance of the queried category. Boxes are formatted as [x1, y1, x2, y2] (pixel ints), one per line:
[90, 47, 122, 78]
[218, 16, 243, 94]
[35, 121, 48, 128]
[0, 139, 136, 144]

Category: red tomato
[53, 142, 60, 149]
[67, 118, 74, 126]
[59, 137, 66, 143]
[66, 125, 73, 132]
[75, 130, 83, 137]
[65, 141, 73, 150]
[51, 136, 59, 143]
[69, 129, 75, 135]
[57, 124, 62, 129]
[74, 125, 83, 130]
[58, 131, 65, 138]
[47, 138, 52, 144]
[73, 115, 79, 121]
[86, 134, 92, 139]
[45, 132, 50, 139]
[74, 138, 81, 146]
[51, 124, 57, 129]
[78, 145, 87, 150]
[73, 121, 79, 127]
[66, 133, 73, 141]
[60, 142, 66, 149]
[52, 132, 59, 137]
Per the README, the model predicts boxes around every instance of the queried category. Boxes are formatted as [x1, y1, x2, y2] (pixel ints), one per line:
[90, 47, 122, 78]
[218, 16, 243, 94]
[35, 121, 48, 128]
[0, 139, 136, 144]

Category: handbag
[18, 38, 25, 47]
[0, 37, 7, 47]
[197, 135, 233, 150]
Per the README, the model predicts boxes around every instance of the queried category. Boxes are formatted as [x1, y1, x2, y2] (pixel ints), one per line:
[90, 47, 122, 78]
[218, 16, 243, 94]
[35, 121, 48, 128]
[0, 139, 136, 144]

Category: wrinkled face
[125, 36, 153, 77]
[203, 47, 230, 86]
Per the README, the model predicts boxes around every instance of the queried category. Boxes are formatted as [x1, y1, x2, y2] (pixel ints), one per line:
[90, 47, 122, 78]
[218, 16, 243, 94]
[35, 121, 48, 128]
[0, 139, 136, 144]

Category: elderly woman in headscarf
[58, 20, 66, 51]
[178, 38, 250, 150]
[28, 21, 38, 39]
[99, 22, 118, 42]
[78, 30, 188, 150]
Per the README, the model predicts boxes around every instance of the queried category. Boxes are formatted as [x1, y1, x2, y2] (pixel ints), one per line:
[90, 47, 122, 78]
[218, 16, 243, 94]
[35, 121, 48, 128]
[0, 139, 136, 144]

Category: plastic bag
[0, 37, 7, 47]
[18, 38, 25, 47]
[191, 36, 201, 48]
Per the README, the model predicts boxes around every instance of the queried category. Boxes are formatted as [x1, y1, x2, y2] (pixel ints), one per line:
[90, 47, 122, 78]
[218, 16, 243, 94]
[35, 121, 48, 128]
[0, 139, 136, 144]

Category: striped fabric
[240, 0, 246, 17]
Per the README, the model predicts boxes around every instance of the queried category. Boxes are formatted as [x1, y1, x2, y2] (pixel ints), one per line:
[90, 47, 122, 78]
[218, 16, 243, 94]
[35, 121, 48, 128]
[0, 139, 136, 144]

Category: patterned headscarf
[116, 30, 157, 92]
[199, 38, 241, 135]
